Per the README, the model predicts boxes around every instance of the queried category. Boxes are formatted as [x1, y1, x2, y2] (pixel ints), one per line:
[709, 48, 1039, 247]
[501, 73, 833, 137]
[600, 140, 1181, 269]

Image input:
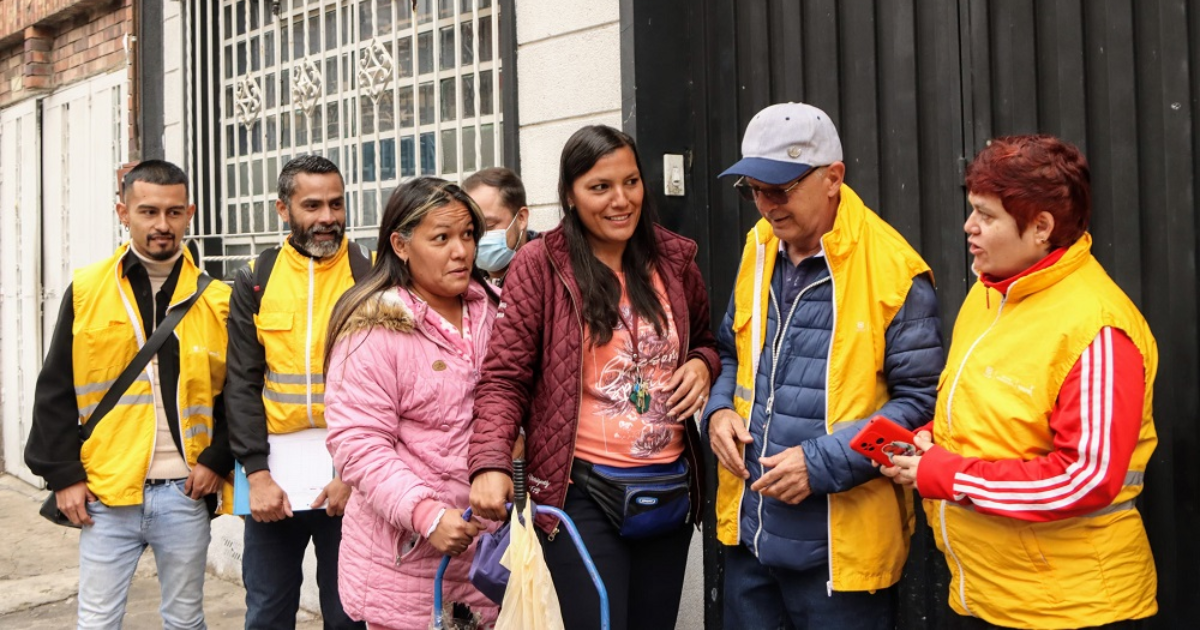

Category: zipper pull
[547, 526, 559, 542]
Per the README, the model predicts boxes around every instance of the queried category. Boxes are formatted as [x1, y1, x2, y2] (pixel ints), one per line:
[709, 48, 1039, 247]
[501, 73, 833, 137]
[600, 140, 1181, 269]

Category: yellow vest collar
[998, 233, 1093, 302]
[821, 184, 870, 268]
[111, 241, 202, 309]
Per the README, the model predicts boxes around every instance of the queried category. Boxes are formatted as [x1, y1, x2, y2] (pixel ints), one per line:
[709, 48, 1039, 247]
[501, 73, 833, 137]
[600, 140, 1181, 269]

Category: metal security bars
[184, 0, 503, 271]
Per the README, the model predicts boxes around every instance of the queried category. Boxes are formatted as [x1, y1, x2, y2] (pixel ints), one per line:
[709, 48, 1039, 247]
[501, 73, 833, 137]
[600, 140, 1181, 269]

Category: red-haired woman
[882, 135, 1159, 629]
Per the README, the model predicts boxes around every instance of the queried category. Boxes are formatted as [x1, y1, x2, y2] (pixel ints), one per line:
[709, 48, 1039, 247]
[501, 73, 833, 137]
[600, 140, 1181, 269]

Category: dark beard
[291, 223, 344, 258]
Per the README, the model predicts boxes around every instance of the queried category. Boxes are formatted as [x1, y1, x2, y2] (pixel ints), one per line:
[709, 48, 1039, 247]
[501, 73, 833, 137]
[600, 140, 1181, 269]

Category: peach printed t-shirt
[574, 271, 684, 467]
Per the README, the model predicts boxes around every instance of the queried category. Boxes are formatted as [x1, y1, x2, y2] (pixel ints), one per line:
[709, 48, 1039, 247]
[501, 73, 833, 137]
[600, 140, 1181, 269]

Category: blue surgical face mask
[476, 214, 519, 272]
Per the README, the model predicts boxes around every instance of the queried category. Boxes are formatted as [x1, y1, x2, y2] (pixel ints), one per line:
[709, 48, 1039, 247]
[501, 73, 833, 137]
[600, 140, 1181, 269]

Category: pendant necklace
[620, 308, 652, 414]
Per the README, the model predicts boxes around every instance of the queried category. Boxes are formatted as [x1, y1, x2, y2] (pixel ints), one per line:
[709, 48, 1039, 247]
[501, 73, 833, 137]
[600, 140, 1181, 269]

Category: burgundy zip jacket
[468, 224, 720, 534]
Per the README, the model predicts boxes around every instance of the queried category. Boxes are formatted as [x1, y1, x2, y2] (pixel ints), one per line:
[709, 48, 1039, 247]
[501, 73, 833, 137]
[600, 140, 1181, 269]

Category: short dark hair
[965, 135, 1091, 249]
[278, 155, 344, 207]
[123, 160, 188, 201]
[462, 167, 527, 214]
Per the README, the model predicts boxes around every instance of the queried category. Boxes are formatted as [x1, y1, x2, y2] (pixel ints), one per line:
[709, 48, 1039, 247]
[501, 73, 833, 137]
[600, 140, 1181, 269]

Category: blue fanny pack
[570, 458, 691, 539]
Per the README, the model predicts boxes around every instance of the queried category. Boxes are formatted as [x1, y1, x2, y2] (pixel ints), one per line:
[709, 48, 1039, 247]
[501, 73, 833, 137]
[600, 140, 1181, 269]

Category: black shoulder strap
[348, 242, 371, 283]
[253, 246, 281, 314]
[80, 274, 215, 441]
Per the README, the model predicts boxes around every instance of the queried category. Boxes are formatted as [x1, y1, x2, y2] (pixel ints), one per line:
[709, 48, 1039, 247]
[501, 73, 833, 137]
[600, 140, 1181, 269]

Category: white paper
[268, 428, 334, 511]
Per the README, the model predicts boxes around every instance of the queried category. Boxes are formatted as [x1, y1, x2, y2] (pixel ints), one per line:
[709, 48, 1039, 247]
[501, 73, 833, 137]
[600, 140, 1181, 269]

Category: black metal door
[623, 0, 1199, 627]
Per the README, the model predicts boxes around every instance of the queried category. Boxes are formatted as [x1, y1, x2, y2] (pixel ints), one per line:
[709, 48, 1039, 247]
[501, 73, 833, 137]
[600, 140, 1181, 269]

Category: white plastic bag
[494, 502, 565, 630]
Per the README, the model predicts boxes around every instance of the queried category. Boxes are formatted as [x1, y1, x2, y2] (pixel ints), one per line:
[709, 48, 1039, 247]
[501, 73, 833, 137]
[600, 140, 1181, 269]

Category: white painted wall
[514, 0, 622, 232]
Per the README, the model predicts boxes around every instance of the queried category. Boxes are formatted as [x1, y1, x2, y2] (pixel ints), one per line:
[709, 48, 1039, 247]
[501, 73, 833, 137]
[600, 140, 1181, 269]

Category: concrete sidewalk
[0, 474, 322, 629]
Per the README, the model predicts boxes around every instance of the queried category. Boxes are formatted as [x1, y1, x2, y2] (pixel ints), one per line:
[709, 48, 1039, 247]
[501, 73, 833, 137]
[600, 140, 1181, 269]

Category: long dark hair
[559, 125, 665, 346]
[324, 177, 491, 371]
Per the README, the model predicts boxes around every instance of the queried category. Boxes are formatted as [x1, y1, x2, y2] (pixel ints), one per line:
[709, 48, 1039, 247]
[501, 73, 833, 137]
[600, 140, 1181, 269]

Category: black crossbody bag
[39, 275, 214, 528]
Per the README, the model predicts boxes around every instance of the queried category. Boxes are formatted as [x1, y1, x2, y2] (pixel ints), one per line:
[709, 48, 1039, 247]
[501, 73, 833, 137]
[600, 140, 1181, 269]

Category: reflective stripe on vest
[257, 239, 356, 433]
[266, 369, 325, 385]
[70, 243, 230, 507]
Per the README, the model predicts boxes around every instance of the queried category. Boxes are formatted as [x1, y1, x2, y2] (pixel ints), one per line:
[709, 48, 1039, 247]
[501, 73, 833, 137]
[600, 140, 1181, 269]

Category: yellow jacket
[926, 234, 1158, 628]
[73, 244, 231, 508]
[717, 185, 932, 591]
[256, 238, 360, 434]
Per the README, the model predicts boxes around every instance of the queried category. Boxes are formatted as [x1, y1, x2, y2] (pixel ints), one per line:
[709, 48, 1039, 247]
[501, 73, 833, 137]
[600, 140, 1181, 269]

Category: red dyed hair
[964, 135, 1091, 249]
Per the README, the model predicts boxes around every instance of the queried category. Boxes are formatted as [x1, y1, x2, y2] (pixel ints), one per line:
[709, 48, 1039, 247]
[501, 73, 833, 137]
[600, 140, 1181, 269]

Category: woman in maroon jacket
[468, 125, 720, 630]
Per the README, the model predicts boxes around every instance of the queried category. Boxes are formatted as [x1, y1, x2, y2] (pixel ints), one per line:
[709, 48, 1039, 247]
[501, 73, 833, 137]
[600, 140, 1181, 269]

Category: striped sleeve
[917, 327, 1145, 522]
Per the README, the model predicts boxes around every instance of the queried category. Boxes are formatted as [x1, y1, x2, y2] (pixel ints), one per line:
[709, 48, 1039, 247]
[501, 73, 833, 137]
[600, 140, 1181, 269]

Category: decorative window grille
[184, 0, 503, 270]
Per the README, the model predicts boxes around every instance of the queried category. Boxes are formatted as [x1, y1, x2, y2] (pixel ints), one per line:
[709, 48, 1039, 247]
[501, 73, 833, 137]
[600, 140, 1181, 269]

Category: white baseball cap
[720, 102, 843, 185]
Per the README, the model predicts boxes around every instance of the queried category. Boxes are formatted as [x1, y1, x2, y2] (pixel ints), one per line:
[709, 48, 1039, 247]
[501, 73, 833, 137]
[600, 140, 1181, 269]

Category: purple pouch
[468, 522, 511, 605]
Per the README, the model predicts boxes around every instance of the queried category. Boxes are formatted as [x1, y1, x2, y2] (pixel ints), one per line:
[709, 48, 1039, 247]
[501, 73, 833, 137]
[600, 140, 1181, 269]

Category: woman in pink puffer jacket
[324, 178, 500, 630]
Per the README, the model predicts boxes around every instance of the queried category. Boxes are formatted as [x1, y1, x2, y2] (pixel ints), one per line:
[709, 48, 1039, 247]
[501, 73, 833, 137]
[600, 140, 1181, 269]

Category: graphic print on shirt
[578, 273, 683, 463]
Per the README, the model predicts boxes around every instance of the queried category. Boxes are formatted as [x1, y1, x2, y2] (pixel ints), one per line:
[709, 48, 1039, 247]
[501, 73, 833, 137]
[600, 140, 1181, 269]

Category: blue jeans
[724, 543, 895, 630]
[78, 479, 210, 630]
[242, 510, 363, 630]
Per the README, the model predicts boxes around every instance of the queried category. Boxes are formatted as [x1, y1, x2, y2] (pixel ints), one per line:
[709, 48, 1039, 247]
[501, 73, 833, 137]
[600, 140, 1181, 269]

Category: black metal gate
[623, 0, 1199, 627]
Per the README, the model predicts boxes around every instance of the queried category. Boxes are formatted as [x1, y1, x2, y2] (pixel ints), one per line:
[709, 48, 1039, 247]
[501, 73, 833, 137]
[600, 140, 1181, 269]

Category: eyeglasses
[733, 167, 821, 205]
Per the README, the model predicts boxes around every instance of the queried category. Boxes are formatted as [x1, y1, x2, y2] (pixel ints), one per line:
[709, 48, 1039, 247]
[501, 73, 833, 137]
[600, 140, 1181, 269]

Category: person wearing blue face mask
[463, 167, 536, 287]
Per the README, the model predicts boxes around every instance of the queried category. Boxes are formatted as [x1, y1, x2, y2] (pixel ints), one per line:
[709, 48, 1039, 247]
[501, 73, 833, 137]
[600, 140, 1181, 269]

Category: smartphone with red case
[851, 415, 917, 467]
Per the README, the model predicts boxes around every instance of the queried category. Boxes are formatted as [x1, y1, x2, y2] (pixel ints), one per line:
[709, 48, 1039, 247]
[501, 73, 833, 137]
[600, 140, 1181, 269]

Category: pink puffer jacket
[325, 281, 498, 630]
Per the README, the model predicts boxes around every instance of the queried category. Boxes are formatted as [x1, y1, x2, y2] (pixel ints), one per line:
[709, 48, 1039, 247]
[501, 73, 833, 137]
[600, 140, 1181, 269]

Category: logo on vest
[432, 360, 447, 372]
[982, 365, 1035, 397]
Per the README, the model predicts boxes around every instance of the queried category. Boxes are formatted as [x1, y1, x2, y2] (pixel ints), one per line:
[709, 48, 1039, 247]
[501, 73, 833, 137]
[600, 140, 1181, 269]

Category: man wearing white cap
[701, 103, 944, 628]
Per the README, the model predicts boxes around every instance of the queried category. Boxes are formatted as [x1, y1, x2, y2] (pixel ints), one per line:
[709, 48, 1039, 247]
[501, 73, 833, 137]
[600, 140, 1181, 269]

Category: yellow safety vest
[927, 233, 1158, 628]
[718, 184, 932, 591]
[256, 238, 361, 434]
[72, 244, 231, 508]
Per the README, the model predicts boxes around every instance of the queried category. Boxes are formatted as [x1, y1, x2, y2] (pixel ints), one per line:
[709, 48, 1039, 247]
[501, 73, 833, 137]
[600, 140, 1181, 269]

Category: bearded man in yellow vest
[882, 135, 1159, 629]
[702, 103, 944, 628]
[226, 155, 367, 629]
[25, 160, 233, 628]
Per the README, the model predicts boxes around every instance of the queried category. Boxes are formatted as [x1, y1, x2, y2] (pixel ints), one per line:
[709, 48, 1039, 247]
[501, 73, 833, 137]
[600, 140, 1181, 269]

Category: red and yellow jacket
[918, 234, 1158, 628]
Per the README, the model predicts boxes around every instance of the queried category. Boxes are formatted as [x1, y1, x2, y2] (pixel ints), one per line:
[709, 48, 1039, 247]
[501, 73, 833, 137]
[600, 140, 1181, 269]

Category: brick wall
[0, 0, 113, 39]
[0, 0, 131, 109]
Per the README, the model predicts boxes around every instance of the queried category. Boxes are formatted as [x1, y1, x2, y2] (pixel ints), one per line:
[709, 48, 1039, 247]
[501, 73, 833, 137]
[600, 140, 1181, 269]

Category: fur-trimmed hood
[337, 287, 417, 343]
[335, 280, 495, 345]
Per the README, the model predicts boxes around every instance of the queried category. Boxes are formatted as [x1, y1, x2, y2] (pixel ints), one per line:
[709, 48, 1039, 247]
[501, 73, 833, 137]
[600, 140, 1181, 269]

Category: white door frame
[1, 97, 43, 485]
[41, 70, 128, 336]
[0, 69, 127, 485]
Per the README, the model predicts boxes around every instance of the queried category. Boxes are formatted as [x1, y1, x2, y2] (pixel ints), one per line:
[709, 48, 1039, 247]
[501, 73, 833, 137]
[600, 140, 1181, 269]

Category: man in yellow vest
[701, 103, 944, 628]
[25, 160, 233, 628]
[226, 155, 367, 629]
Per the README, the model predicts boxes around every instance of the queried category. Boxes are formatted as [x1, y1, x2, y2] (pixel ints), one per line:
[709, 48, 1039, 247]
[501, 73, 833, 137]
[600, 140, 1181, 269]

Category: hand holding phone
[850, 416, 917, 467]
